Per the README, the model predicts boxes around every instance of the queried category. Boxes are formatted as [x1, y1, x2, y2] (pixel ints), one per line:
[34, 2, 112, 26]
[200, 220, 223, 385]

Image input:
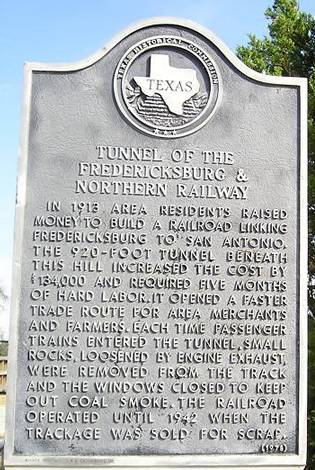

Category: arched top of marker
[26, 17, 306, 88]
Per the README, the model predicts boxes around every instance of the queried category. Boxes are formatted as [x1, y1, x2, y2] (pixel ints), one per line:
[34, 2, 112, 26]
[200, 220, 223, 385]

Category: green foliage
[0, 341, 8, 357]
[237, 1, 315, 467]
[237, 0, 315, 77]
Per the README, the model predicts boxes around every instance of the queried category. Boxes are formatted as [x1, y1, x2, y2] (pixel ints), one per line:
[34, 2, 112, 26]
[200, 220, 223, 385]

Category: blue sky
[0, 0, 314, 337]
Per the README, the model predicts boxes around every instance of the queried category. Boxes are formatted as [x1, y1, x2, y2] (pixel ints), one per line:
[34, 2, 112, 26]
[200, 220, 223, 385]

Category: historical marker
[5, 18, 307, 470]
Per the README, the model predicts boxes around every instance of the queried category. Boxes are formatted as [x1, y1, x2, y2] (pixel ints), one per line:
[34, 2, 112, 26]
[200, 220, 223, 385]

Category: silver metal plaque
[5, 18, 307, 470]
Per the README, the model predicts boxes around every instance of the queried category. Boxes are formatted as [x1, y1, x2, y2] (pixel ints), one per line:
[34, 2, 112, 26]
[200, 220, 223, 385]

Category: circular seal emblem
[114, 35, 220, 138]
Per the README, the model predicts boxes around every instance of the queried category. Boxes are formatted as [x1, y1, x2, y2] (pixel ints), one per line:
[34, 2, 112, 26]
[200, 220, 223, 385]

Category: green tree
[237, 1, 315, 467]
